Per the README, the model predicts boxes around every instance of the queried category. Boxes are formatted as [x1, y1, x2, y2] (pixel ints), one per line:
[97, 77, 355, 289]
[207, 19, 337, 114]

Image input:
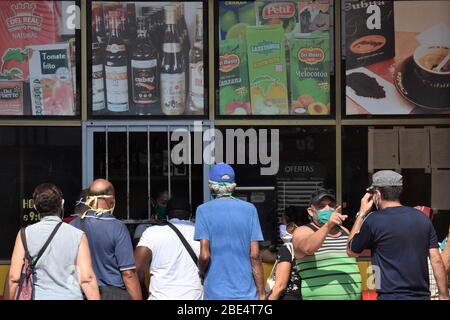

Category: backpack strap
[31, 222, 63, 266]
[305, 222, 349, 236]
[284, 242, 294, 261]
[162, 221, 198, 267]
[20, 227, 32, 263]
[304, 223, 320, 232]
[80, 217, 86, 233]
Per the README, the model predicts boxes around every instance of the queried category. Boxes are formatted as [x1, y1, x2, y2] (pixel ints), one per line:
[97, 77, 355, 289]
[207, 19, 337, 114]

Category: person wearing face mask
[347, 170, 449, 300]
[152, 190, 170, 221]
[267, 207, 308, 300]
[70, 179, 142, 300]
[292, 189, 362, 300]
[6, 183, 100, 300]
[279, 206, 310, 243]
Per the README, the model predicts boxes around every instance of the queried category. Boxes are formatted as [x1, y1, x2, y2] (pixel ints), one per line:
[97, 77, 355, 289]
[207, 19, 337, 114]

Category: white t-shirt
[137, 218, 203, 300]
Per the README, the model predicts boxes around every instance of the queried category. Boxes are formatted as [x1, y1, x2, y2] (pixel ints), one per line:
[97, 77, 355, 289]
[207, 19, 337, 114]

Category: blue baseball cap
[209, 163, 235, 183]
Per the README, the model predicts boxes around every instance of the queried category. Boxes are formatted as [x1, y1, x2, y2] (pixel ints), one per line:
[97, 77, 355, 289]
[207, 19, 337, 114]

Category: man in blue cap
[194, 163, 265, 300]
[347, 170, 449, 300]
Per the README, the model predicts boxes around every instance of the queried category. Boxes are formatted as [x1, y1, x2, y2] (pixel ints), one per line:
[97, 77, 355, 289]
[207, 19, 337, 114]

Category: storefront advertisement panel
[344, 0, 450, 116]
[217, 0, 335, 117]
[0, 1, 80, 117]
[88, 1, 207, 118]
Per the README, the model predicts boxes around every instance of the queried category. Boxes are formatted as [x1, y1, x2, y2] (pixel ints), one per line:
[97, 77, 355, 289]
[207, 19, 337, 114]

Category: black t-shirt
[277, 244, 301, 300]
[349, 206, 439, 300]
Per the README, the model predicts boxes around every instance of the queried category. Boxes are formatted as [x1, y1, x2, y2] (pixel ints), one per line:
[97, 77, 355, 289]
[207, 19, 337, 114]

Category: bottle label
[131, 59, 158, 104]
[189, 61, 203, 110]
[160, 73, 185, 115]
[163, 43, 181, 53]
[107, 44, 126, 54]
[92, 63, 105, 111]
[105, 65, 129, 112]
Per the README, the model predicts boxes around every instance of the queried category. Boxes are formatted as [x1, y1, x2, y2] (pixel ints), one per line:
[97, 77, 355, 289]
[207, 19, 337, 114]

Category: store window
[217, 126, 336, 245]
[0, 1, 80, 117]
[216, 1, 335, 117]
[88, 1, 208, 118]
[343, 0, 450, 116]
[92, 131, 204, 221]
[342, 125, 450, 240]
[0, 127, 81, 260]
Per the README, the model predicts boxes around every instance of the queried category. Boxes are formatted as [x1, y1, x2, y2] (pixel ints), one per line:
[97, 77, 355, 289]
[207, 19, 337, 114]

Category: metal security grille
[83, 120, 213, 222]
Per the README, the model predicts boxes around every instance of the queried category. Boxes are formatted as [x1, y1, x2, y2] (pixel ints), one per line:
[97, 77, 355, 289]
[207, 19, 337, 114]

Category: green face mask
[316, 208, 334, 225]
[155, 203, 167, 220]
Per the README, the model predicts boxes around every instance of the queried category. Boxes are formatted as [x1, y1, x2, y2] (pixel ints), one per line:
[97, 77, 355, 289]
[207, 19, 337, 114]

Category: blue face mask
[316, 208, 334, 225]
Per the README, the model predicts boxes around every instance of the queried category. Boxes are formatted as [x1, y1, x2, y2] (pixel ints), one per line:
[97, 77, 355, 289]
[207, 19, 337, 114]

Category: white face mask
[279, 224, 293, 243]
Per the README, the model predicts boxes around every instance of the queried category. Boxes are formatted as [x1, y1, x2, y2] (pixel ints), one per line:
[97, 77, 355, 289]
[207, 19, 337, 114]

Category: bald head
[89, 179, 115, 196]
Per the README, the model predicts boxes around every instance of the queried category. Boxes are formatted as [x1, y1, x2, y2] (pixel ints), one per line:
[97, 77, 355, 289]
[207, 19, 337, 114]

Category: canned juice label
[289, 34, 330, 115]
[219, 38, 251, 115]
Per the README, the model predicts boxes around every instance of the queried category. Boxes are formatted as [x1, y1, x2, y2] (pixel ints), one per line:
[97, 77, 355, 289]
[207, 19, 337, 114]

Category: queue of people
[4, 164, 450, 300]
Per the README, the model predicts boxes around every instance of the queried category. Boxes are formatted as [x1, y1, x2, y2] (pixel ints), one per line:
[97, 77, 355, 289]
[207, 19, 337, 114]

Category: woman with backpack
[6, 183, 100, 300]
[266, 206, 308, 300]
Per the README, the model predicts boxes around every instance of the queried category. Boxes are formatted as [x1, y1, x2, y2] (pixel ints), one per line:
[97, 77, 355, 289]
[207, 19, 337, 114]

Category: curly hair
[33, 183, 63, 216]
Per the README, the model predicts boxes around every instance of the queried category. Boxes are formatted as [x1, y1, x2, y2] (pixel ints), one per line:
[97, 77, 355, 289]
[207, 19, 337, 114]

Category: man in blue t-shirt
[194, 163, 265, 300]
[71, 179, 142, 300]
[347, 170, 449, 300]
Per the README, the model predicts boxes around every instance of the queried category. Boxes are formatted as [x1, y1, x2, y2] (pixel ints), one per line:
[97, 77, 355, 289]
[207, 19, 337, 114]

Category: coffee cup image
[394, 45, 450, 109]
[412, 45, 450, 87]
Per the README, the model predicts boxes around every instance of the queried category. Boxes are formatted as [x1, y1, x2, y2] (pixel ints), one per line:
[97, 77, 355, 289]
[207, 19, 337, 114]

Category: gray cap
[310, 189, 336, 206]
[367, 170, 403, 192]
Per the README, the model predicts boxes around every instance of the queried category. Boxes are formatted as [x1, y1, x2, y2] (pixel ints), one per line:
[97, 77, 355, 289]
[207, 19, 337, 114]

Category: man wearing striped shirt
[292, 189, 362, 300]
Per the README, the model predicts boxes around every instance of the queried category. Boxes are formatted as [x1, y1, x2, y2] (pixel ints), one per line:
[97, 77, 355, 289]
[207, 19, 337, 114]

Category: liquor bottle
[188, 9, 204, 115]
[126, 3, 137, 46]
[177, 3, 190, 95]
[160, 5, 185, 115]
[131, 16, 159, 115]
[105, 12, 129, 113]
[92, 41, 106, 113]
[93, 3, 106, 47]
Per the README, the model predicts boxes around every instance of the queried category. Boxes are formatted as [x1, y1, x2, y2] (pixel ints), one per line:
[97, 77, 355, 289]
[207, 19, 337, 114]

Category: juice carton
[27, 43, 75, 115]
[246, 25, 289, 115]
[0, 1, 60, 81]
[255, 1, 300, 42]
[289, 33, 330, 115]
[0, 81, 24, 115]
[219, 39, 251, 115]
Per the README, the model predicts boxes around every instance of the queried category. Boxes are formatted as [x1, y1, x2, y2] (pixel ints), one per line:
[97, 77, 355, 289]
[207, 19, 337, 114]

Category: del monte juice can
[219, 39, 251, 115]
[289, 33, 330, 115]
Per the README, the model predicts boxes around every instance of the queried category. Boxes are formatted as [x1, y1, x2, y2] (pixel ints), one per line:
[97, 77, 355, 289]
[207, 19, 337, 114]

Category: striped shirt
[296, 224, 362, 300]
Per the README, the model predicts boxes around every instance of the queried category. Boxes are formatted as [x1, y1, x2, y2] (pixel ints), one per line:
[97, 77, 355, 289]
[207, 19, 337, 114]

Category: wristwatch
[355, 211, 366, 219]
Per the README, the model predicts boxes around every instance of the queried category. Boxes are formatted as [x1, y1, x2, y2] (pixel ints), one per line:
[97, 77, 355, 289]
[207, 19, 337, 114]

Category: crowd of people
[4, 163, 450, 300]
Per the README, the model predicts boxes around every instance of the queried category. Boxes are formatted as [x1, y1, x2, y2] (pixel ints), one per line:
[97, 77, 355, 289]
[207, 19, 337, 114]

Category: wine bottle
[160, 5, 185, 115]
[92, 41, 106, 113]
[105, 12, 129, 113]
[131, 16, 159, 115]
[188, 8, 204, 114]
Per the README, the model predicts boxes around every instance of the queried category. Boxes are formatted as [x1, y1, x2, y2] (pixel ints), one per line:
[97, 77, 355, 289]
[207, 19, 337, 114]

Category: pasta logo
[219, 54, 240, 73]
[298, 48, 325, 65]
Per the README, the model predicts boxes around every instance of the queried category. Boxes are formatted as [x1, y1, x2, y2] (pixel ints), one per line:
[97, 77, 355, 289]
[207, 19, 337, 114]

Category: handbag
[265, 242, 294, 295]
[15, 222, 63, 300]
